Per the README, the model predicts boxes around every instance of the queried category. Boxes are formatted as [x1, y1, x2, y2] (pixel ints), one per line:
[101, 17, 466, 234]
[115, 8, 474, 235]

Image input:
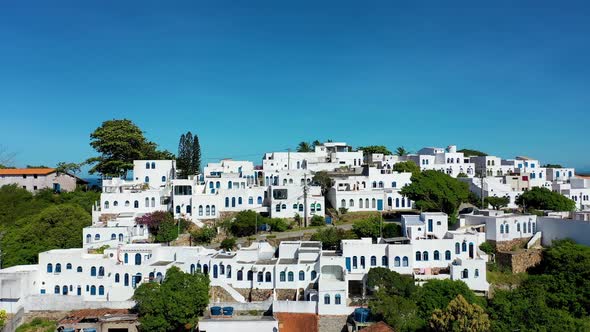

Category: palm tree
[311, 140, 321, 149]
[297, 141, 313, 152]
[395, 146, 408, 156]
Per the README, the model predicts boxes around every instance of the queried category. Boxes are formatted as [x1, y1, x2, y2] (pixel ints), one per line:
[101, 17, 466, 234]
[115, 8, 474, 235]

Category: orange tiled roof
[275, 313, 318, 332]
[0, 168, 55, 175]
[363, 321, 396, 332]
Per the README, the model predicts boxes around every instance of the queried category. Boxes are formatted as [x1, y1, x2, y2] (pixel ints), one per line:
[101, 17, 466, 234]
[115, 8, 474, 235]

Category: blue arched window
[145, 162, 150, 169]
[77, 266, 83, 273]
[213, 265, 218, 278]
[394, 256, 400, 267]
[392, 181, 397, 188]
[162, 176, 166, 182]
[335, 294, 342, 305]
[423, 251, 429, 261]
[98, 266, 105, 276]
[360, 256, 366, 268]
[228, 182, 232, 189]
[352, 256, 358, 269]
[231, 197, 236, 207]
[238, 197, 243, 205]
[517, 223, 521, 232]
[280, 271, 286, 282]
[186, 205, 192, 214]
[445, 250, 451, 260]
[237, 270, 243, 281]
[434, 250, 440, 260]
[311, 270, 317, 280]
[462, 242, 467, 252]
[134, 200, 139, 208]
[124, 253, 128, 264]
[500, 224, 504, 234]
[111, 233, 116, 240]
[506, 225, 510, 233]
[370, 256, 377, 266]
[145, 176, 149, 183]
[66, 263, 72, 270]
[225, 197, 230, 207]
[402, 256, 409, 267]
[248, 197, 253, 204]
[151, 162, 155, 169]
[372, 181, 377, 188]
[288, 271, 294, 281]
[216, 181, 220, 188]
[47, 263, 53, 273]
[91, 266, 97, 276]
[415, 251, 422, 261]
[299, 270, 305, 281]
[211, 205, 216, 215]
[395, 198, 400, 208]
[382, 256, 388, 267]
[115, 273, 120, 283]
[55, 263, 61, 273]
[135, 253, 142, 265]
[99, 285, 104, 296]
[199, 205, 203, 216]
[324, 294, 330, 304]
[90, 285, 96, 295]
[175, 205, 181, 213]
[95, 234, 100, 241]
[54, 285, 60, 294]
[266, 271, 272, 282]
[124, 273, 129, 286]
[455, 242, 460, 254]
[257, 196, 263, 204]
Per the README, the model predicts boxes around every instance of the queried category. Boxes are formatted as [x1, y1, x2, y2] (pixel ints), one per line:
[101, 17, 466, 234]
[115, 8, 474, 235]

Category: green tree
[367, 268, 417, 297]
[516, 187, 576, 211]
[177, 131, 201, 178]
[429, 295, 490, 332]
[134, 266, 209, 331]
[478, 242, 494, 255]
[229, 210, 262, 237]
[190, 226, 217, 245]
[357, 145, 392, 156]
[220, 237, 237, 251]
[484, 196, 510, 210]
[395, 146, 409, 156]
[2, 204, 91, 266]
[312, 171, 335, 196]
[310, 215, 325, 227]
[136, 211, 174, 236]
[155, 219, 179, 244]
[392, 161, 421, 177]
[0, 309, 7, 329]
[55, 162, 81, 175]
[414, 279, 483, 320]
[352, 217, 380, 239]
[383, 223, 401, 238]
[457, 149, 487, 157]
[401, 170, 470, 224]
[86, 119, 172, 177]
[297, 141, 313, 152]
[369, 291, 424, 332]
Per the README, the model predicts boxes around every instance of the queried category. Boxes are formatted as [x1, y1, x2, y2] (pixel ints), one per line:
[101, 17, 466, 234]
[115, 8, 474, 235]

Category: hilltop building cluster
[1, 142, 589, 327]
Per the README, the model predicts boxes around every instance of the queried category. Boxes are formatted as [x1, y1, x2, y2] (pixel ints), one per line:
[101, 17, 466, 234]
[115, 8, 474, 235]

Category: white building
[406, 145, 476, 178]
[0, 168, 86, 192]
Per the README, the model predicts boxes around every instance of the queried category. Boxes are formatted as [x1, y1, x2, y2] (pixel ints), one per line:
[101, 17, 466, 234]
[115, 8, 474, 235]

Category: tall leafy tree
[86, 119, 172, 177]
[297, 141, 313, 152]
[401, 170, 470, 224]
[133, 266, 210, 331]
[516, 187, 576, 211]
[395, 146, 409, 156]
[192, 134, 201, 175]
[357, 145, 392, 156]
[429, 295, 490, 332]
[392, 161, 421, 176]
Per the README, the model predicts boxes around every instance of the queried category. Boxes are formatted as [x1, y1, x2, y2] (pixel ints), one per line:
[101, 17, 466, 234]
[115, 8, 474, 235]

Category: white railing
[272, 300, 317, 314]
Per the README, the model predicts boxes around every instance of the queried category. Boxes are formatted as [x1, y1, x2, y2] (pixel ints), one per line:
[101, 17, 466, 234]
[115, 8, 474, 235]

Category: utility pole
[287, 148, 291, 171]
[479, 166, 485, 208]
[380, 212, 383, 239]
[303, 173, 308, 228]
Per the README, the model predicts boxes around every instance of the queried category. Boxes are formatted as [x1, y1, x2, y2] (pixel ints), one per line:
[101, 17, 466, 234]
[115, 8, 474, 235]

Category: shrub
[479, 242, 495, 255]
[220, 237, 237, 251]
[310, 215, 325, 227]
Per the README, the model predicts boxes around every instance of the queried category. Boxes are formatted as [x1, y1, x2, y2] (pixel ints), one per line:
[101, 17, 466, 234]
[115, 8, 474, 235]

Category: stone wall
[210, 286, 239, 303]
[496, 249, 543, 274]
[491, 237, 531, 252]
[275, 289, 298, 301]
[318, 315, 349, 332]
[235, 288, 273, 302]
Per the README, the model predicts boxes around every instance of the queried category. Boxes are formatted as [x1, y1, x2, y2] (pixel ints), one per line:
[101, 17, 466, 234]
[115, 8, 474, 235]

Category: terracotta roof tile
[362, 321, 396, 332]
[275, 313, 318, 332]
[0, 168, 55, 175]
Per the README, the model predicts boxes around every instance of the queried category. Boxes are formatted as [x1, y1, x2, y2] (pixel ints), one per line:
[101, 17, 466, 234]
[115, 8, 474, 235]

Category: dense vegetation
[367, 239, 590, 331]
[227, 210, 290, 237]
[177, 131, 201, 178]
[516, 187, 576, 212]
[458, 149, 488, 157]
[135, 211, 189, 244]
[14, 318, 56, 332]
[392, 160, 421, 176]
[133, 266, 210, 331]
[0, 185, 99, 267]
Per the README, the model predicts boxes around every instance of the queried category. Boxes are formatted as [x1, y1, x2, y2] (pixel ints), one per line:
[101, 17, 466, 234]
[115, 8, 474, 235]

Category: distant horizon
[1, 2, 588, 173]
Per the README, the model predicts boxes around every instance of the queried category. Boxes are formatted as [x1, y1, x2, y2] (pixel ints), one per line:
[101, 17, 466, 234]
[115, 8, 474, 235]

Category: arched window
[324, 294, 330, 304]
[365, 198, 369, 208]
[423, 251, 429, 261]
[134, 200, 139, 208]
[205, 205, 210, 216]
[402, 256, 409, 267]
[382, 256, 388, 267]
[341, 199, 346, 208]
[115, 273, 120, 283]
[111, 233, 116, 240]
[63, 285, 68, 295]
[311, 270, 317, 280]
[288, 271, 294, 281]
[91, 266, 97, 276]
[298, 204, 304, 212]
[162, 176, 166, 182]
[113, 201, 118, 207]
[65, 263, 72, 270]
[47, 263, 53, 273]
[237, 270, 243, 281]
[231, 197, 236, 207]
[378, 181, 384, 188]
[394, 256, 400, 267]
[280, 271, 286, 282]
[104, 201, 109, 209]
[238, 197, 243, 205]
[372, 198, 376, 208]
[98, 266, 105, 277]
[349, 199, 354, 207]
[359, 198, 364, 208]
[55, 263, 62, 273]
[299, 270, 305, 281]
[124, 273, 129, 286]
[145, 162, 150, 169]
[528, 221, 532, 233]
[257, 271, 263, 282]
[462, 242, 467, 252]
[86, 234, 91, 243]
[199, 205, 203, 216]
[247, 270, 253, 281]
[500, 224, 504, 234]
[360, 256, 365, 268]
[175, 205, 181, 213]
[462, 269, 469, 279]
[372, 181, 377, 188]
[248, 196, 253, 204]
[352, 256, 357, 269]
[257, 196, 263, 204]
[225, 197, 230, 207]
[145, 176, 150, 183]
[506, 224, 510, 233]
[434, 250, 440, 260]
[370, 256, 377, 266]
[135, 253, 142, 265]
[151, 162, 155, 169]
[455, 242, 460, 254]
[396, 198, 400, 208]
[227, 265, 232, 278]
[95, 234, 100, 241]
[196, 263, 202, 273]
[228, 181, 232, 189]
[445, 250, 451, 260]
[475, 269, 480, 278]
[124, 253, 128, 264]
[387, 197, 392, 207]
[392, 181, 397, 188]
[151, 197, 156, 207]
[145, 197, 149, 207]
[90, 285, 96, 295]
[213, 265, 218, 278]
[99, 285, 104, 295]
[266, 271, 272, 282]
[211, 205, 216, 215]
[517, 223, 521, 232]
[77, 266, 83, 273]
[220, 264, 225, 275]
[54, 285, 60, 294]
[335, 294, 342, 305]
[416, 251, 422, 261]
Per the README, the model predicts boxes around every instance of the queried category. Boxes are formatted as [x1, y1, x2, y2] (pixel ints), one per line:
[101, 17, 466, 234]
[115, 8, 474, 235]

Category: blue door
[53, 183, 61, 193]
[377, 199, 383, 211]
[345, 257, 351, 272]
[428, 219, 433, 232]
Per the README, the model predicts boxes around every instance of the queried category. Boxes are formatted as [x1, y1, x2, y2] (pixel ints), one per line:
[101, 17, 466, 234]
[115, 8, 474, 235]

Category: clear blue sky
[1, 1, 589, 175]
